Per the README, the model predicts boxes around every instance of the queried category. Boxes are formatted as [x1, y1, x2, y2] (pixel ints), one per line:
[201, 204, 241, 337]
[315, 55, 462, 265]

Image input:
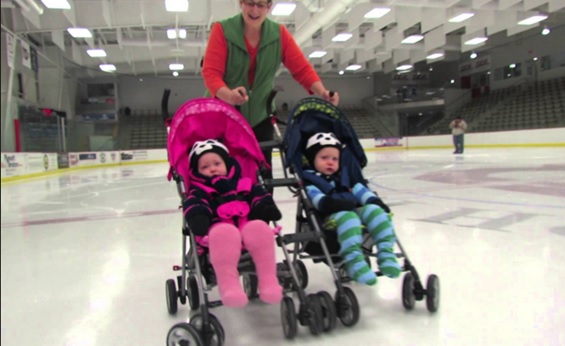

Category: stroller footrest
[264, 178, 298, 188]
[281, 231, 320, 244]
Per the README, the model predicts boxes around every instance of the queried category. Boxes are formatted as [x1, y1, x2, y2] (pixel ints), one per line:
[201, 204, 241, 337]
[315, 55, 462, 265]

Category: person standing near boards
[449, 116, 467, 154]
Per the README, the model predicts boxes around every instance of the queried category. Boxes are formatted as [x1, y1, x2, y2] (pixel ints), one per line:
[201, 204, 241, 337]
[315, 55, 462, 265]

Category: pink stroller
[164, 98, 327, 345]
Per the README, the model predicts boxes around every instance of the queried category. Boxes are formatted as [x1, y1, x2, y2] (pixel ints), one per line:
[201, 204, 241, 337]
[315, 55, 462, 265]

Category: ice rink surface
[2, 148, 564, 346]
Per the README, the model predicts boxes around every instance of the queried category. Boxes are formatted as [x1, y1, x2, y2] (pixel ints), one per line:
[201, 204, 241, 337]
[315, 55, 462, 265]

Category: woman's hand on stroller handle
[217, 86, 249, 106]
[324, 90, 339, 106]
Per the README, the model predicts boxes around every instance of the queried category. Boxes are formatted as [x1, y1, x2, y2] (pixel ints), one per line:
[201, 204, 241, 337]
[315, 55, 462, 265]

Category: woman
[202, 0, 339, 177]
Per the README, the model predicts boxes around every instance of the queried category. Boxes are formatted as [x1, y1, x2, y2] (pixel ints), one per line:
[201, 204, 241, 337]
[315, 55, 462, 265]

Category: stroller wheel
[189, 313, 225, 346]
[242, 274, 258, 299]
[283, 259, 308, 290]
[276, 262, 291, 289]
[316, 291, 337, 332]
[187, 274, 200, 311]
[280, 297, 298, 339]
[295, 260, 309, 289]
[166, 279, 178, 315]
[166, 322, 203, 346]
[425, 274, 440, 313]
[402, 272, 416, 310]
[335, 287, 360, 327]
[305, 293, 324, 335]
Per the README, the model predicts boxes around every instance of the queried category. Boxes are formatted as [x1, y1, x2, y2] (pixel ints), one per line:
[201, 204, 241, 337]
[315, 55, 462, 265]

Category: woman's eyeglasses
[242, 0, 270, 9]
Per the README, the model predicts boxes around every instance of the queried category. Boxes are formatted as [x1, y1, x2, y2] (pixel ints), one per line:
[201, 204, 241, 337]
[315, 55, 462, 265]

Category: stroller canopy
[168, 98, 267, 191]
[284, 97, 368, 185]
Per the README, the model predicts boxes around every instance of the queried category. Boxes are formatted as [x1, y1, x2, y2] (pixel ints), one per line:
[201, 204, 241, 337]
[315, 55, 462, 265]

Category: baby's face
[197, 152, 227, 177]
[314, 147, 340, 175]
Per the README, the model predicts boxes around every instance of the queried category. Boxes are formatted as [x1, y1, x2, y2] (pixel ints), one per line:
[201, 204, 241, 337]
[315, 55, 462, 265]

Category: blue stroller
[282, 97, 440, 314]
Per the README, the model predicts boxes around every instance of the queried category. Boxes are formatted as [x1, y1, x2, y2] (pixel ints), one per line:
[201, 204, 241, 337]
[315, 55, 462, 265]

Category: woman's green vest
[215, 14, 281, 128]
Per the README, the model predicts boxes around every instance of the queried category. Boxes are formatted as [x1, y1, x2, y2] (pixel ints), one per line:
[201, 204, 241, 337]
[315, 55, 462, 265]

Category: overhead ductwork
[293, 0, 360, 46]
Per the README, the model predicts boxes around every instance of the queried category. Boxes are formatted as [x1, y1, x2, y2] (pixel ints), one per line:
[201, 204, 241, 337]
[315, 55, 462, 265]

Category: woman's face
[240, 0, 271, 29]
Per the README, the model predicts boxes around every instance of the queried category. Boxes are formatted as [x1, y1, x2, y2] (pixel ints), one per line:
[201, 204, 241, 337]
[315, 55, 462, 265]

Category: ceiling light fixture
[518, 14, 548, 25]
[448, 12, 474, 23]
[541, 27, 551, 35]
[364, 7, 391, 19]
[99, 64, 116, 72]
[165, 0, 188, 12]
[309, 51, 327, 58]
[172, 71, 179, 77]
[464, 37, 487, 45]
[426, 53, 444, 60]
[401, 35, 424, 44]
[470, 52, 477, 59]
[339, 70, 344, 75]
[332, 33, 353, 42]
[87, 49, 107, 57]
[396, 64, 413, 71]
[41, 0, 70, 9]
[167, 28, 186, 39]
[271, 2, 296, 16]
[67, 28, 92, 38]
[169, 63, 184, 71]
[345, 64, 362, 71]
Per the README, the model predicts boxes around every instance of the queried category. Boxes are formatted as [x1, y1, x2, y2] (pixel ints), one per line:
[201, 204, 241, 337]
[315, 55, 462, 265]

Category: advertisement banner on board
[26, 153, 58, 173]
[1, 153, 25, 177]
[375, 137, 404, 147]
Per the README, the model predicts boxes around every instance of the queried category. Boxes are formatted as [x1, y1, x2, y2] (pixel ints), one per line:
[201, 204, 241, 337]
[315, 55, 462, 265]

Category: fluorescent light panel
[309, 50, 327, 58]
[426, 53, 444, 60]
[345, 64, 362, 71]
[165, 0, 188, 12]
[87, 49, 106, 57]
[271, 2, 296, 16]
[167, 29, 186, 39]
[364, 7, 391, 19]
[518, 15, 548, 25]
[332, 33, 353, 42]
[67, 28, 92, 38]
[396, 64, 413, 71]
[41, 0, 70, 9]
[464, 37, 487, 45]
[99, 64, 116, 72]
[401, 35, 424, 44]
[448, 12, 474, 23]
[169, 63, 184, 70]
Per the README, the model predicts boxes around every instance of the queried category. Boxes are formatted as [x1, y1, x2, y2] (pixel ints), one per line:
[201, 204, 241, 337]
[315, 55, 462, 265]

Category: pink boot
[208, 223, 248, 307]
[241, 220, 283, 304]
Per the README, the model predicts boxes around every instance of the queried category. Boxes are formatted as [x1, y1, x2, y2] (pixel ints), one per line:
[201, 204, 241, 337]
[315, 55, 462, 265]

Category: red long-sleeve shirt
[202, 23, 321, 97]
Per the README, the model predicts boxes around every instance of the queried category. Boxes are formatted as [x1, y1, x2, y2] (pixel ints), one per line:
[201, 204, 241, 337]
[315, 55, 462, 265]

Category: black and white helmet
[306, 132, 341, 150]
[305, 132, 342, 166]
[189, 139, 229, 170]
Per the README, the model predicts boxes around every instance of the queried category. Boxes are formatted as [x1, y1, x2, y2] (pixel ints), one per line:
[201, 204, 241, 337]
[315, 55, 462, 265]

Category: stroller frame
[165, 96, 331, 345]
[281, 97, 440, 316]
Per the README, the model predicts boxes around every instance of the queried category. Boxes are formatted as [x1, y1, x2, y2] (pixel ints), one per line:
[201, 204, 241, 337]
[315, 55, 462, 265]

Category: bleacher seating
[425, 86, 521, 135]
[473, 77, 565, 132]
[127, 109, 168, 149]
[339, 104, 386, 139]
[424, 77, 565, 135]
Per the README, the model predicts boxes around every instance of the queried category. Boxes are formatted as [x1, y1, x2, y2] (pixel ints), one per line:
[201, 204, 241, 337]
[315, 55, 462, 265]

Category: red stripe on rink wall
[14, 118, 20, 152]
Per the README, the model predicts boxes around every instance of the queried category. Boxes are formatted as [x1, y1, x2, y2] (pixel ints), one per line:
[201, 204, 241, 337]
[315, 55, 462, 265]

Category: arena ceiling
[1, 0, 564, 78]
